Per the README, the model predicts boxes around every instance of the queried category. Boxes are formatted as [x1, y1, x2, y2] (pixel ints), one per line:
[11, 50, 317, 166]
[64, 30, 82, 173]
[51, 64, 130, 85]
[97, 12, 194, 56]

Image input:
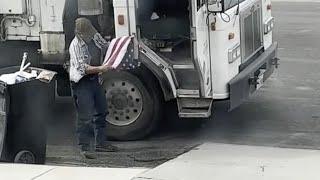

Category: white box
[0, 0, 26, 14]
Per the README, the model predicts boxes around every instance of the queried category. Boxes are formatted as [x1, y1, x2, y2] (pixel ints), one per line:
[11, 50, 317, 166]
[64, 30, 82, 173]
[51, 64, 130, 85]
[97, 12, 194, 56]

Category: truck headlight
[264, 17, 275, 34]
[228, 44, 241, 64]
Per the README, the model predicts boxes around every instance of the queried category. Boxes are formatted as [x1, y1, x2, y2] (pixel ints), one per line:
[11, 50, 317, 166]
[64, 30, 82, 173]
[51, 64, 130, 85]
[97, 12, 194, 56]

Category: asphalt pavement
[46, 2, 320, 168]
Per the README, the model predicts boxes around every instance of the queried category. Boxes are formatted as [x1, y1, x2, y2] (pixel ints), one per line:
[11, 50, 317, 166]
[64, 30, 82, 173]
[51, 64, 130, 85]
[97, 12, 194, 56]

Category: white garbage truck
[0, 0, 278, 140]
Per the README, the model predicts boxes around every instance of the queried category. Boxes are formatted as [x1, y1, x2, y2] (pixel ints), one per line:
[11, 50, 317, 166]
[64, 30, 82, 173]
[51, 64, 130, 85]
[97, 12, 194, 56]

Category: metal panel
[240, 0, 263, 63]
[194, 4, 212, 97]
[0, 0, 26, 14]
[40, 33, 65, 55]
[4, 0, 41, 41]
[139, 41, 178, 97]
[78, 0, 103, 15]
[39, 32, 66, 64]
[40, 0, 65, 32]
[113, 0, 137, 37]
[244, 14, 254, 58]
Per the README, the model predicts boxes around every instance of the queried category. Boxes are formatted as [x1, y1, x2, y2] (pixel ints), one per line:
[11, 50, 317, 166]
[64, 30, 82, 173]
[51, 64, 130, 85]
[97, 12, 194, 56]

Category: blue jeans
[71, 75, 107, 150]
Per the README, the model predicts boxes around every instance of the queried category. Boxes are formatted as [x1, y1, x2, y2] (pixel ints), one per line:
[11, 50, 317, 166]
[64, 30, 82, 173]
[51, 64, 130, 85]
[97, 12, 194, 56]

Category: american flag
[103, 36, 141, 70]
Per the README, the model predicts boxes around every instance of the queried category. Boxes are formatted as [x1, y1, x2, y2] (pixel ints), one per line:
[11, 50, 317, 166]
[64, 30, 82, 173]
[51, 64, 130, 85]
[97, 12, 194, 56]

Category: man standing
[69, 18, 118, 159]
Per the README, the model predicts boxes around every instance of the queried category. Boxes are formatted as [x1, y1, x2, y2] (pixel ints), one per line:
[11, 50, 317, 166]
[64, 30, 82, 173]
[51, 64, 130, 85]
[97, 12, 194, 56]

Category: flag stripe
[106, 36, 131, 67]
[103, 36, 133, 69]
[104, 37, 121, 63]
[105, 37, 128, 66]
[111, 39, 132, 68]
[108, 36, 125, 60]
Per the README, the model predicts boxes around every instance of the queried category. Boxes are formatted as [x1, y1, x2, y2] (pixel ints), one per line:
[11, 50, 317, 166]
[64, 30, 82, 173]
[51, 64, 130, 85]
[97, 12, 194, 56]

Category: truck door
[191, 0, 212, 97]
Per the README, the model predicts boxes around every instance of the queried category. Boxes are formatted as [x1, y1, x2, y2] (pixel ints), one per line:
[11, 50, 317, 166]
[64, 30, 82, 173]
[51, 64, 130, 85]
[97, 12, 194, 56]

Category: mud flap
[229, 43, 278, 111]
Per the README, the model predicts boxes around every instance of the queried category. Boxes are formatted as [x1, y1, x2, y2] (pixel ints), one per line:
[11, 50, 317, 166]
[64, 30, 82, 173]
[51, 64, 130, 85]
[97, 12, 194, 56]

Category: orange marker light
[267, 4, 272, 10]
[118, 15, 125, 25]
[228, 33, 235, 40]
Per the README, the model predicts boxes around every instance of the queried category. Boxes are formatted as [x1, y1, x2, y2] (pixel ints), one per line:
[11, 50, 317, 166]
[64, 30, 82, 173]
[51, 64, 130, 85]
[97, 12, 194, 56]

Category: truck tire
[14, 150, 35, 164]
[102, 70, 162, 140]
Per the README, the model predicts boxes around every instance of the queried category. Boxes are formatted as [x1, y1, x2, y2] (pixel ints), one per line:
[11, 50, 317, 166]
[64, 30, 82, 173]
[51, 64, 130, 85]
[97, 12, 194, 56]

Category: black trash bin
[0, 66, 56, 164]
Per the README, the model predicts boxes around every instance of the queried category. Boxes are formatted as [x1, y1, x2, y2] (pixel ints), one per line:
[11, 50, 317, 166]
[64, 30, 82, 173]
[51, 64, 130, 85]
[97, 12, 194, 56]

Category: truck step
[177, 97, 212, 108]
[178, 108, 211, 118]
[172, 64, 194, 70]
[177, 89, 200, 98]
[177, 98, 213, 118]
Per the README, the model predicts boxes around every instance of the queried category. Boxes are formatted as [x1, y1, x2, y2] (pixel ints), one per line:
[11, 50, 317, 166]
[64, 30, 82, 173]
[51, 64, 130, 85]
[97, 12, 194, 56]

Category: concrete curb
[0, 163, 148, 180]
[134, 143, 320, 180]
[272, 0, 320, 2]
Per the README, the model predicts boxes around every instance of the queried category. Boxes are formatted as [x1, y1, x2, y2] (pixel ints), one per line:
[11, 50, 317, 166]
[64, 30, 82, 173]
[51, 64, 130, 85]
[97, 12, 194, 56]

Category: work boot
[79, 145, 97, 159]
[80, 150, 97, 159]
[95, 144, 119, 152]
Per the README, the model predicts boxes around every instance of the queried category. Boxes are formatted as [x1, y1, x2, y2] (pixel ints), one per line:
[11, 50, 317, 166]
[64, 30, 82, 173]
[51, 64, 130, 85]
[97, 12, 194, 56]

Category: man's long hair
[75, 17, 98, 42]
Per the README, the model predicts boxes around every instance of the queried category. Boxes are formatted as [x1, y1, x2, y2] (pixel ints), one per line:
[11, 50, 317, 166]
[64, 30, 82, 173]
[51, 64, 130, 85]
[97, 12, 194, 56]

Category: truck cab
[0, 0, 278, 140]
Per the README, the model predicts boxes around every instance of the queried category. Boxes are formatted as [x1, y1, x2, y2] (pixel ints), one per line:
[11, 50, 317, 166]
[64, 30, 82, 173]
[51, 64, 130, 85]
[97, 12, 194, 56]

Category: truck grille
[240, 1, 263, 63]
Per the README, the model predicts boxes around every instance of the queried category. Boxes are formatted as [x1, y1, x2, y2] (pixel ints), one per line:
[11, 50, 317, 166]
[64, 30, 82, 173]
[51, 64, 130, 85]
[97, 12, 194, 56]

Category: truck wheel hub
[105, 80, 143, 126]
[112, 94, 129, 110]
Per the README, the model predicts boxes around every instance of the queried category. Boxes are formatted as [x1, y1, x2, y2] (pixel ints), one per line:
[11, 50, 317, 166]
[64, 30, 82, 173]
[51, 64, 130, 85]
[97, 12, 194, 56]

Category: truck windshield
[223, 0, 245, 11]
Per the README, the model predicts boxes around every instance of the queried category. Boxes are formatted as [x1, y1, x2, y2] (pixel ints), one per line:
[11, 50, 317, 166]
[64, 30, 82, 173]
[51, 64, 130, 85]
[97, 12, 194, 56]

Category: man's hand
[99, 65, 114, 73]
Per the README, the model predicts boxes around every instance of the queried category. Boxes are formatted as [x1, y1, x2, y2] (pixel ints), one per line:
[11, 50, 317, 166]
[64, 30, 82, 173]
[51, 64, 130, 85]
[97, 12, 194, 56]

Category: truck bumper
[229, 42, 279, 111]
